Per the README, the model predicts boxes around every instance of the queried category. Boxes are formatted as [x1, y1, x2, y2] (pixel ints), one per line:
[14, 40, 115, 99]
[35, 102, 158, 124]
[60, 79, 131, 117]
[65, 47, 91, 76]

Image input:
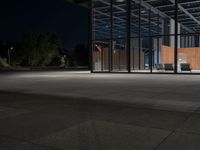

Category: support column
[157, 13, 160, 65]
[127, 0, 131, 73]
[170, 19, 175, 47]
[90, 0, 93, 72]
[174, 0, 178, 74]
[149, 9, 152, 73]
[178, 23, 181, 48]
[138, 1, 141, 70]
[110, 0, 113, 72]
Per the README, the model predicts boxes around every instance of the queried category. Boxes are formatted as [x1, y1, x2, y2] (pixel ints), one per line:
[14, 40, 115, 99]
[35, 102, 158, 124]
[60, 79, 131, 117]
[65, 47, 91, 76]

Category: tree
[18, 32, 36, 66]
[37, 32, 63, 66]
[18, 32, 63, 67]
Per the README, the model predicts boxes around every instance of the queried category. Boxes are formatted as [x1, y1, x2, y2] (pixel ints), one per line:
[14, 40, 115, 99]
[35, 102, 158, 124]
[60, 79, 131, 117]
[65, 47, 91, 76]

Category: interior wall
[93, 47, 109, 71]
[179, 47, 200, 70]
[161, 45, 174, 64]
[112, 49, 127, 71]
[161, 45, 200, 70]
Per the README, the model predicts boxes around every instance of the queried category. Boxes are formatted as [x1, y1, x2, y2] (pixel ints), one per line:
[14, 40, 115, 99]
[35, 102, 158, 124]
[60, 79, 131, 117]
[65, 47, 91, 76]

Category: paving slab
[0, 106, 87, 140]
[90, 107, 189, 130]
[0, 72, 200, 150]
[177, 113, 200, 134]
[0, 71, 200, 112]
[0, 106, 30, 119]
[33, 121, 171, 150]
[156, 132, 200, 150]
[0, 136, 57, 150]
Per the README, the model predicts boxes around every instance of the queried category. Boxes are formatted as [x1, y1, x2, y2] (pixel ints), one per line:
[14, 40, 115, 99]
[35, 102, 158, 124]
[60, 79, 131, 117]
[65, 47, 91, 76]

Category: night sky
[0, 0, 89, 48]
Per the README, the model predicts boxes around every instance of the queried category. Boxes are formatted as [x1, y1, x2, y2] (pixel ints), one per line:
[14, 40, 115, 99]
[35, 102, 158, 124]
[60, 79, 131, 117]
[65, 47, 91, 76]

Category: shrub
[0, 58, 9, 67]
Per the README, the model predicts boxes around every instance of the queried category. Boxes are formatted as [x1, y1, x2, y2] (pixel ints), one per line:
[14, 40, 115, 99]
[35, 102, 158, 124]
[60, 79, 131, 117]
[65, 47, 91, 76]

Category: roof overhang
[65, 0, 90, 8]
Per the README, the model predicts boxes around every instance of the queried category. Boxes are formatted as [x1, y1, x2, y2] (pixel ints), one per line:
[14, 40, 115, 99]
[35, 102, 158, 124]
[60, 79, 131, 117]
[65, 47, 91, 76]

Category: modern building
[91, 0, 200, 74]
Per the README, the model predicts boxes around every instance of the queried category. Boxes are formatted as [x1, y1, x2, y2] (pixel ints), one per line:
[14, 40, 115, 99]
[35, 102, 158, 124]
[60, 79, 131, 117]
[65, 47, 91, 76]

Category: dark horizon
[0, 0, 89, 49]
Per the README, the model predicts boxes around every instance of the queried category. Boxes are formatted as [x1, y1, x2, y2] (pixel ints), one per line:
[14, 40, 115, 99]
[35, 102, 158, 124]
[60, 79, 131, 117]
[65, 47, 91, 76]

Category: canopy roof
[93, 0, 200, 39]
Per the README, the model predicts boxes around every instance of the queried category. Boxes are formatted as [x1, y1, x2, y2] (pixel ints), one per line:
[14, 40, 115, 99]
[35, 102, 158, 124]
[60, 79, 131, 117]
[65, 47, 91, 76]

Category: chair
[181, 63, 191, 72]
[164, 64, 174, 71]
[155, 64, 164, 71]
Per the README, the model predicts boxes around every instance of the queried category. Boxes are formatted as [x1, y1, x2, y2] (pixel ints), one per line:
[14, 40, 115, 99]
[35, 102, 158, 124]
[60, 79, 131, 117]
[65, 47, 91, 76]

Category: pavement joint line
[0, 91, 195, 128]
[0, 133, 62, 150]
[152, 130, 174, 150]
[84, 104, 177, 150]
[0, 108, 194, 150]
[67, 103, 176, 133]
[85, 104, 103, 150]
[153, 106, 199, 150]
[82, 110, 176, 133]
[77, 99, 178, 132]
[119, 107, 200, 133]
[174, 106, 200, 130]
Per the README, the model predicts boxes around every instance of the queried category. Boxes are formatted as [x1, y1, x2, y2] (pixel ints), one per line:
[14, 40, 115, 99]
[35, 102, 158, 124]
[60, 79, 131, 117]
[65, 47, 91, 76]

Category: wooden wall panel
[93, 44, 200, 71]
[112, 50, 119, 71]
[179, 47, 200, 70]
[93, 48, 109, 71]
[134, 49, 139, 69]
[161, 45, 200, 70]
[161, 45, 174, 64]
[93, 52, 100, 63]
[112, 49, 127, 71]
[120, 50, 127, 70]
[130, 49, 145, 70]
[102, 48, 109, 70]
[140, 52, 145, 69]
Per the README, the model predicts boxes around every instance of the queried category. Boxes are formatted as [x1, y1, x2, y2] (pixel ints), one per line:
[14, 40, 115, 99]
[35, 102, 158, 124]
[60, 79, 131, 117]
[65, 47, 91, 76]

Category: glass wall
[177, 0, 200, 73]
[92, 41, 109, 71]
[92, 0, 200, 74]
[92, 0, 111, 72]
[112, 39, 127, 71]
[112, 0, 128, 72]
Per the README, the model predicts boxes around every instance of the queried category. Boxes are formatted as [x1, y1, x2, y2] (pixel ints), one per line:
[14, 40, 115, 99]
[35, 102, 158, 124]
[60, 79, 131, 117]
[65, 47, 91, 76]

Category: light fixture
[116, 0, 125, 2]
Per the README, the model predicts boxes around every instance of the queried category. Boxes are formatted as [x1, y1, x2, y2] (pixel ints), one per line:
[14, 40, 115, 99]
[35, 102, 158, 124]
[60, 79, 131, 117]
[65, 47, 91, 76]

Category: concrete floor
[0, 71, 200, 150]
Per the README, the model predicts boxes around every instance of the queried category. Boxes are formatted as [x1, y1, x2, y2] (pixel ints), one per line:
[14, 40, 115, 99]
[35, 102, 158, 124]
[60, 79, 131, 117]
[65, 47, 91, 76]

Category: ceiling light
[116, 0, 125, 2]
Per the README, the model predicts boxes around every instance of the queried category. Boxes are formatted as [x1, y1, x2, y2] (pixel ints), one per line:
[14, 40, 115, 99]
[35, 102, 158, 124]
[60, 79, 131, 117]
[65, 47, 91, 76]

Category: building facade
[91, 0, 200, 74]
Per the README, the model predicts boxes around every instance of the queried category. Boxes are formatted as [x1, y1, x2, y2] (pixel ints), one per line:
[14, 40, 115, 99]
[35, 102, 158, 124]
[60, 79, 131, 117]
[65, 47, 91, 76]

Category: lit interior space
[92, 0, 200, 73]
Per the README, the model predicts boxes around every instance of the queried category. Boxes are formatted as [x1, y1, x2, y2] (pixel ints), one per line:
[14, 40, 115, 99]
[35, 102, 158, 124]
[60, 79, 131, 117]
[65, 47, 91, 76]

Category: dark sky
[0, 0, 89, 49]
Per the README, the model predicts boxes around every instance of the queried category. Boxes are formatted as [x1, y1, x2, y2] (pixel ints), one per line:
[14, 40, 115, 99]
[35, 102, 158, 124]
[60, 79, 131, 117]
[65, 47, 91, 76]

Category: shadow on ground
[0, 91, 200, 150]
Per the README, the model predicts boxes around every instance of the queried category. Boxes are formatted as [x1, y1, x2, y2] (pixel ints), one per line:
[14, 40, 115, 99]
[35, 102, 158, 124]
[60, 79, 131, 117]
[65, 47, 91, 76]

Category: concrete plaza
[0, 71, 200, 150]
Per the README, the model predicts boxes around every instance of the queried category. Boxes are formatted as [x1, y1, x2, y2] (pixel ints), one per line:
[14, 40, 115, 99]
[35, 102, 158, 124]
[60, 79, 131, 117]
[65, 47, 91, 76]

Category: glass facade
[92, 0, 200, 74]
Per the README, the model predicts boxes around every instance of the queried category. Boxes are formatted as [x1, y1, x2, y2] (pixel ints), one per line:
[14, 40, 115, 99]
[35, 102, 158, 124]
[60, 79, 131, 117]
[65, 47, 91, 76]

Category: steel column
[90, 0, 93, 72]
[110, 0, 113, 72]
[149, 9, 153, 73]
[127, 0, 131, 73]
[174, 0, 178, 73]
[139, 0, 141, 70]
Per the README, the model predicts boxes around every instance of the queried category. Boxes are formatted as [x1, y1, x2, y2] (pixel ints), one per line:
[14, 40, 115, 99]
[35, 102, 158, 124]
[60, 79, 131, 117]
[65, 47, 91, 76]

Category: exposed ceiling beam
[168, 0, 200, 26]
[179, 0, 200, 5]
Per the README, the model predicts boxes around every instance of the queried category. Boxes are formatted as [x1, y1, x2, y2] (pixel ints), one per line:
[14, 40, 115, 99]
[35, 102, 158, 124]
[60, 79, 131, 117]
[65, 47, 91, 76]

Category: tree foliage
[18, 32, 63, 67]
